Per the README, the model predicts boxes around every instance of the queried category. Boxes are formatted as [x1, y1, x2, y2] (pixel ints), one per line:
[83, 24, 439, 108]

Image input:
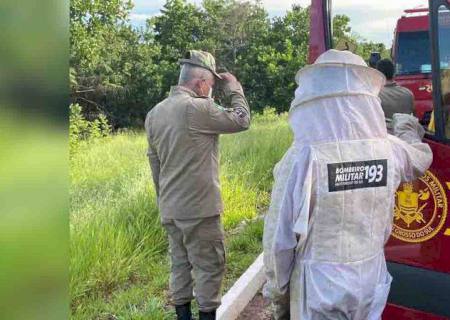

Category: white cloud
[130, 0, 430, 45]
[335, 0, 427, 10]
[260, 0, 309, 12]
[259, 0, 429, 45]
[131, 0, 167, 13]
[129, 12, 160, 28]
[332, 0, 427, 45]
[129, 13, 153, 22]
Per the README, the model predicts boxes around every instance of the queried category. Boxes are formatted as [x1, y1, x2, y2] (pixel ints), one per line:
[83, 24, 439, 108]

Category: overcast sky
[130, 0, 428, 46]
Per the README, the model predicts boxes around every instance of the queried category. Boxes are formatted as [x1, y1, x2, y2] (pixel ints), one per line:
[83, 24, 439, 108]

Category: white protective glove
[391, 113, 425, 144]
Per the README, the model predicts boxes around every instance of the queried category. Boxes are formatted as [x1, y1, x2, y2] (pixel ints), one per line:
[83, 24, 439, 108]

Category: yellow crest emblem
[392, 171, 448, 243]
[395, 183, 429, 227]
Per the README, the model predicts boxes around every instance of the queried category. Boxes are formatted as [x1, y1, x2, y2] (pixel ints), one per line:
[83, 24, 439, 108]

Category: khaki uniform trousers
[162, 215, 226, 312]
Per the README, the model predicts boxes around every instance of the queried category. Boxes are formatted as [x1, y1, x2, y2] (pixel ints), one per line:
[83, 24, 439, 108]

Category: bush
[252, 107, 287, 123]
[70, 103, 111, 155]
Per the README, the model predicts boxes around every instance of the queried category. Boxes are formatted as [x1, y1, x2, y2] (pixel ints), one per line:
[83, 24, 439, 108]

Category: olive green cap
[179, 50, 222, 79]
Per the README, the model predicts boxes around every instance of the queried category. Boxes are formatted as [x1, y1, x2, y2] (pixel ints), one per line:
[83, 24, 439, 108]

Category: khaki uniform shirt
[145, 82, 250, 220]
[379, 82, 415, 119]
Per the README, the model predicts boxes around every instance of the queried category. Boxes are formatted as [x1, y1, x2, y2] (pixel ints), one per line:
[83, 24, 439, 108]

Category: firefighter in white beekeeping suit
[263, 49, 433, 320]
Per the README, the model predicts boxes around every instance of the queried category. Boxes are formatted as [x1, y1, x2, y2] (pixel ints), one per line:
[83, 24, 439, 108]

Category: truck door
[383, 2, 450, 318]
[309, 0, 450, 318]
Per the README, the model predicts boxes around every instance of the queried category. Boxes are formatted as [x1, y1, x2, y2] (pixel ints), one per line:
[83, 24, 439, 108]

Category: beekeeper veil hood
[290, 49, 387, 144]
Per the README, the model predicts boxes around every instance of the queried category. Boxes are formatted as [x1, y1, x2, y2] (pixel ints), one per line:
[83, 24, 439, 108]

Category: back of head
[178, 64, 214, 87]
[376, 59, 394, 81]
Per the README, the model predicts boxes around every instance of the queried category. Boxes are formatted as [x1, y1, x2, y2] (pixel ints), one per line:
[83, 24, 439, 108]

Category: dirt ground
[237, 293, 272, 320]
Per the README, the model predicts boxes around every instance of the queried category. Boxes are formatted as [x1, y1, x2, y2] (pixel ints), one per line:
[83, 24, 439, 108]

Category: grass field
[70, 110, 292, 319]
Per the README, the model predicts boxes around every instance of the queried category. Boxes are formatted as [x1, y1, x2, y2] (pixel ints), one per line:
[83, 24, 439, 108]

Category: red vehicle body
[392, 8, 433, 122]
[309, 1, 450, 319]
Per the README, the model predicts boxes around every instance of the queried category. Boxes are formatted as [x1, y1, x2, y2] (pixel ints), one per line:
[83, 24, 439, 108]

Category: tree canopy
[70, 0, 388, 128]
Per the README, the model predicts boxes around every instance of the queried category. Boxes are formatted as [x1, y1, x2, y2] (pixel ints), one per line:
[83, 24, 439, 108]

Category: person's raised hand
[218, 72, 238, 83]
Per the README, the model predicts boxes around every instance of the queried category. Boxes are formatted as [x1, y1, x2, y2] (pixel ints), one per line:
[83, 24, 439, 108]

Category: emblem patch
[392, 170, 448, 243]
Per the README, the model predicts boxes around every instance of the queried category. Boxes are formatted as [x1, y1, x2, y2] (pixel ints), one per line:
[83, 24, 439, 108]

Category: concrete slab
[217, 253, 265, 320]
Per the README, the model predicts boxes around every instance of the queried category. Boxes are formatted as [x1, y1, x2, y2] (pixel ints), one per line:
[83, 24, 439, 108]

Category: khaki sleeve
[148, 145, 160, 199]
[144, 112, 160, 199]
[189, 81, 250, 134]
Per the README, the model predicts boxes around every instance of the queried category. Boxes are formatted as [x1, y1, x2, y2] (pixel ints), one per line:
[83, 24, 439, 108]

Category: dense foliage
[69, 103, 111, 155]
[70, 0, 388, 128]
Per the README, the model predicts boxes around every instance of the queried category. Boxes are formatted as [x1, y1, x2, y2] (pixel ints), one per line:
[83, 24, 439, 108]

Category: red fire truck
[309, 0, 450, 319]
[394, 7, 435, 122]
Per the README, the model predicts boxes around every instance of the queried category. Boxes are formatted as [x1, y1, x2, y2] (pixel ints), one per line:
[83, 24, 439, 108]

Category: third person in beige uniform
[145, 50, 250, 320]
[376, 58, 415, 119]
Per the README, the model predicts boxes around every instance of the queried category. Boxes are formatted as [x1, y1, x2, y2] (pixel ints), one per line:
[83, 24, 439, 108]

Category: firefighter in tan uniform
[145, 50, 250, 320]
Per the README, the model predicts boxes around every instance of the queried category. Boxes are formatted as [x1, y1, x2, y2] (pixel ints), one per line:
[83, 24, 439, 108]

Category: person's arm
[144, 112, 161, 199]
[388, 113, 433, 182]
[148, 144, 160, 199]
[263, 149, 296, 311]
[189, 73, 250, 134]
[263, 147, 312, 306]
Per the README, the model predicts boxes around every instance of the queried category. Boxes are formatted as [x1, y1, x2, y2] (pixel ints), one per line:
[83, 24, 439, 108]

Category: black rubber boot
[199, 310, 216, 320]
[175, 302, 192, 320]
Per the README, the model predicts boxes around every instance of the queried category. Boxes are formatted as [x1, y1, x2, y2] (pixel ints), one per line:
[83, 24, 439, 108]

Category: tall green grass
[70, 110, 292, 319]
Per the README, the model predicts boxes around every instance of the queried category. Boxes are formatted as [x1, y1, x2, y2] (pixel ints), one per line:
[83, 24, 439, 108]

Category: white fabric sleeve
[388, 114, 433, 182]
[263, 148, 295, 300]
[272, 176, 297, 293]
[263, 147, 310, 299]
[392, 113, 425, 143]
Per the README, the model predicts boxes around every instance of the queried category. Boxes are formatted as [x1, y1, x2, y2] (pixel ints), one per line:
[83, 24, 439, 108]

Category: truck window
[438, 6, 450, 138]
[396, 31, 431, 75]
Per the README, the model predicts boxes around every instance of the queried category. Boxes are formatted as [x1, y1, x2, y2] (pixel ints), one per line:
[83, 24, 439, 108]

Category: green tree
[333, 14, 352, 45]
[70, 0, 388, 128]
[355, 38, 389, 61]
[70, 0, 163, 127]
[331, 14, 389, 62]
[235, 5, 309, 112]
[198, 0, 274, 110]
[201, 0, 270, 68]
[146, 0, 208, 93]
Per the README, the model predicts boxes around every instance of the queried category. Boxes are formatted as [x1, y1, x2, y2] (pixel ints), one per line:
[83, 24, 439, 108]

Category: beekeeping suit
[263, 50, 433, 320]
